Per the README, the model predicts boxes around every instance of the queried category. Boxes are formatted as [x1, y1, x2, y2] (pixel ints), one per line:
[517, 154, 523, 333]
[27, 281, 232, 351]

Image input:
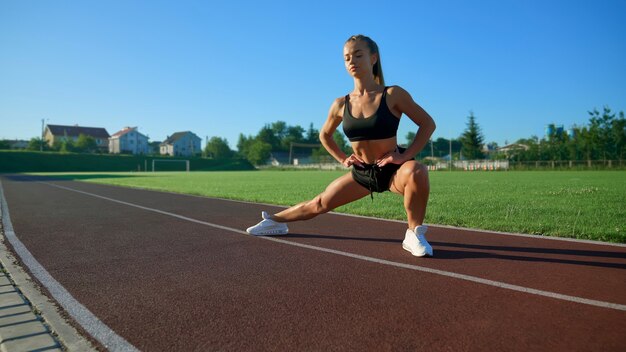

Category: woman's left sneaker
[246, 211, 289, 236]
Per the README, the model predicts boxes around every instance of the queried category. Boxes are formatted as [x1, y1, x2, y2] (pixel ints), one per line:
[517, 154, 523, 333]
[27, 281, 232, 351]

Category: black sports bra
[342, 87, 400, 142]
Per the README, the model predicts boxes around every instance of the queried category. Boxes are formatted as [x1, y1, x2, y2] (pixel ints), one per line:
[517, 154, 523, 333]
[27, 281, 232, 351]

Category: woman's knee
[405, 163, 429, 187]
[306, 195, 328, 215]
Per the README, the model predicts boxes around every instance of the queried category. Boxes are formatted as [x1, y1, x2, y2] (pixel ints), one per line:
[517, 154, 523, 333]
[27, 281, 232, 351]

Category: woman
[246, 35, 436, 257]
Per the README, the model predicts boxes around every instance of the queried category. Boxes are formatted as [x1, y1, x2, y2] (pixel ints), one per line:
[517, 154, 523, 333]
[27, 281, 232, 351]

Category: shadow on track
[284, 234, 626, 269]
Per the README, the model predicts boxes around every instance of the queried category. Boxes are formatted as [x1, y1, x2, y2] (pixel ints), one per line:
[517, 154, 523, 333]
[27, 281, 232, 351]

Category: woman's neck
[352, 76, 381, 96]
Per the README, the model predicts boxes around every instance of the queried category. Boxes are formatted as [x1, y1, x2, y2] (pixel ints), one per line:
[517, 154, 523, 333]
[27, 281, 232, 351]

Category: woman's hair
[345, 34, 385, 86]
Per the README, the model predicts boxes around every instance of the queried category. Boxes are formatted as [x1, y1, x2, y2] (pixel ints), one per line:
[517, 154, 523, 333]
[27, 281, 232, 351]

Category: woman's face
[343, 40, 377, 79]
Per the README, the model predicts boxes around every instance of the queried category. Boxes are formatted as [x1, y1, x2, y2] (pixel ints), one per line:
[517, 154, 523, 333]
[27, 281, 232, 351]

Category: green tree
[305, 123, 319, 144]
[237, 133, 251, 156]
[333, 130, 351, 154]
[257, 125, 281, 151]
[459, 111, 485, 159]
[271, 121, 288, 143]
[27, 137, 49, 151]
[405, 131, 416, 147]
[204, 136, 233, 159]
[613, 111, 626, 160]
[0, 140, 10, 149]
[312, 131, 351, 162]
[281, 125, 306, 150]
[246, 139, 272, 165]
[59, 139, 75, 153]
[75, 134, 98, 153]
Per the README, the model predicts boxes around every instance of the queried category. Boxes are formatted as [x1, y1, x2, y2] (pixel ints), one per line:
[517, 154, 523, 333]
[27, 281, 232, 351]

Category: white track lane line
[33, 181, 626, 312]
[0, 181, 139, 352]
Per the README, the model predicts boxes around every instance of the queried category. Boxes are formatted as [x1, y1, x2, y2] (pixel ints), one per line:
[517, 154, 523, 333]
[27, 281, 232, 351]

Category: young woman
[247, 35, 436, 257]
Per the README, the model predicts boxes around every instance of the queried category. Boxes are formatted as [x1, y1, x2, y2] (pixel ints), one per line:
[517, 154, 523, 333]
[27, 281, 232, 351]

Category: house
[160, 131, 201, 157]
[497, 143, 530, 155]
[7, 140, 29, 149]
[44, 124, 110, 152]
[148, 141, 161, 154]
[109, 127, 150, 154]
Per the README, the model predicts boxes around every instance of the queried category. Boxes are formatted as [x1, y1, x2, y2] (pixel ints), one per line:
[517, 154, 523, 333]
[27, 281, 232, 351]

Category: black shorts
[351, 147, 407, 195]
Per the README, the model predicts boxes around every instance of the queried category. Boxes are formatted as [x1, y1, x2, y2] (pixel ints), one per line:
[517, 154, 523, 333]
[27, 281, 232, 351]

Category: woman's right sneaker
[402, 225, 434, 257]
[246, 211, 289, 236]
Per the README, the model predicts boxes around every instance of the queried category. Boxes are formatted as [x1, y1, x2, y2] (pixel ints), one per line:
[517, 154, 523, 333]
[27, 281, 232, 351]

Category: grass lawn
[35, 170, 626, 243]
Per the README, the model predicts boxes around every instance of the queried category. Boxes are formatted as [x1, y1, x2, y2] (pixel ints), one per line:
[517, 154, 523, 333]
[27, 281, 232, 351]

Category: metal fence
[427, 159, 625, 171]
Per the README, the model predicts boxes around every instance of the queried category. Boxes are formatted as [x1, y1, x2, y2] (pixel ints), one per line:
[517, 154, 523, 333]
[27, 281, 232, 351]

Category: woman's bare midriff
[351, 137, 399, 164]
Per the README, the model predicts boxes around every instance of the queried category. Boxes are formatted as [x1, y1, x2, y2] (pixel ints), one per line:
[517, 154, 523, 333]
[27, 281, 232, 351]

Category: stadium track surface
[1, 174, 625, 351]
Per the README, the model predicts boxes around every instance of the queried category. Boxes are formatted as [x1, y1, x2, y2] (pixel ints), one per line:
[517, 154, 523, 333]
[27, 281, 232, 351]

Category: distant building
[44, 124, 110, 152]
[546, 123, 564, 139]
[6, 140, 29, 149]
[109, 127, 150, 154]
[497, 143, 530, 156]
[148, 141, 161, 154]
[160, 131, 201, 157]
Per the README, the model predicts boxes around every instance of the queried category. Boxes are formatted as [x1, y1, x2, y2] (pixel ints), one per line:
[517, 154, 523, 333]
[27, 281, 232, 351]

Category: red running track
[1, 175, 625, 351]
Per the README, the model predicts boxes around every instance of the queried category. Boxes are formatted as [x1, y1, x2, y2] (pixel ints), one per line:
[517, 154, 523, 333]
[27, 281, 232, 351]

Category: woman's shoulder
[330, 95, 347, 110]
[326, 96, 347, 119]
[385, 85, 413, 102]
[385, 85, 407, 95]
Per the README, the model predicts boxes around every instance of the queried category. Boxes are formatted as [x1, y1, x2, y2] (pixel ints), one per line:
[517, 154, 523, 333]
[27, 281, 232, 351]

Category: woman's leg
[389, 161, 430, 230]
[271, 172, 370, 222]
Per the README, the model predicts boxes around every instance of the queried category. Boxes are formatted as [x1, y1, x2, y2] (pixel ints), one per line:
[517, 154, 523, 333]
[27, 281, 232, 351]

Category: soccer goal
[152, 159, 190, 172]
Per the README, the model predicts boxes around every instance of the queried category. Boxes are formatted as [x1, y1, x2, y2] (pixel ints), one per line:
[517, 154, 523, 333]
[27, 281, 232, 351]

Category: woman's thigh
[388, 160, 421, 195]
[318, 172, 371, 210]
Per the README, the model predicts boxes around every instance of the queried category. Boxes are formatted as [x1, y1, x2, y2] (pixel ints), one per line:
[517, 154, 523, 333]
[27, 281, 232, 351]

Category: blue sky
[1, 0, 625, 149]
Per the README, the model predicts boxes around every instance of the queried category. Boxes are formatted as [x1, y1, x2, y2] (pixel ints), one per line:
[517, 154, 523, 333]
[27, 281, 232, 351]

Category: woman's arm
[319, 97, 364, 167]
[389, 86, 436, 162]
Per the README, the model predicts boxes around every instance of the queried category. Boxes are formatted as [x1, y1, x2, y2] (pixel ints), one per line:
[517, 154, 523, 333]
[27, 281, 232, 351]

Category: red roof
[46, 125, 110, 138]
[110, 127, 137, 138]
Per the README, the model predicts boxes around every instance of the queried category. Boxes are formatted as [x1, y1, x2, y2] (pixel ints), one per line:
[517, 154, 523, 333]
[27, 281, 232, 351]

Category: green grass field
[36, 170, 626, 243]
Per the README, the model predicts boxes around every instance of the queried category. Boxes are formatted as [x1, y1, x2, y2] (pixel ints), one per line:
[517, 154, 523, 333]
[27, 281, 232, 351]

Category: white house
[109, 127, 150, 154]
[160, 131, 201, 157]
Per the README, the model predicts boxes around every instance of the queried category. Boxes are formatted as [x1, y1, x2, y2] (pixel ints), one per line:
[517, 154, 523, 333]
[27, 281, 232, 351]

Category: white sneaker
[402, 225, 433, 257]
[246, 211, 289, 236]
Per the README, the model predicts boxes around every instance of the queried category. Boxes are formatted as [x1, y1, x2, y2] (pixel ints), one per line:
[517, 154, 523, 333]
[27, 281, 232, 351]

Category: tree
[59, 139, 75, 153]
[246, 139, 272, 165]
[27, 137, 49, 151]
[613, 111, 626, 160]
[313, 131, 351, 162]
[74, 134, 98, 153]
[0, 140, 10, 149]
[281, 125, 306, 150]
[204, 136, 233, 159]
[405, 132, 416, 146]
[257, 125, 281, 151]
[271, 121, 288, 142]
[305, 123, 319, 143]
[333, 130, 351, 154]
[459, 111, 485, 159]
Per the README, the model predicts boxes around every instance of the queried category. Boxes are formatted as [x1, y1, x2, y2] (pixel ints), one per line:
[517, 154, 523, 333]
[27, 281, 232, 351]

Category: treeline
[509, 107, 625, 162]
[206, 121, 352, 165]
[411, 107, 625, 163]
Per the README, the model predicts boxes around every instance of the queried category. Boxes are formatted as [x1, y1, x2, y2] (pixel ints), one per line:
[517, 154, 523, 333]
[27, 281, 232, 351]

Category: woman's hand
[376, 149, 407, 167]
[342, 154, 365, 168]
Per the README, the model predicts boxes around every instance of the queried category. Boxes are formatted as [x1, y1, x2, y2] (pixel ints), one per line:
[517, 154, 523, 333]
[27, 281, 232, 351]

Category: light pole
[40, 118, 47, 152]
[449, 137, 452, 170]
